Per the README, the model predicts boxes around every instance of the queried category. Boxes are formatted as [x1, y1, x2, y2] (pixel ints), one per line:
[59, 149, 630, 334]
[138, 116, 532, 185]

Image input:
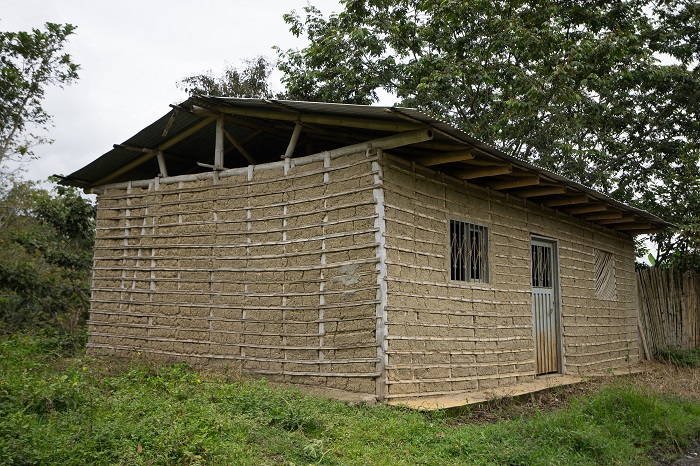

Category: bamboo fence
[637, 268, 700, 356]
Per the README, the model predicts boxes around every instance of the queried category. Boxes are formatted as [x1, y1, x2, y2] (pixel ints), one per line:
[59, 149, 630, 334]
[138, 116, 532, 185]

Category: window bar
[470, 222, 474, 281]
[482, 224, 488, 282]
[461, 220, 464, 282]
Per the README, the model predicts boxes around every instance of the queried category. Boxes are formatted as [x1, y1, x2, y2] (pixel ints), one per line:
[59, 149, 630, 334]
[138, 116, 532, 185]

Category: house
[62, 97, 669, 405]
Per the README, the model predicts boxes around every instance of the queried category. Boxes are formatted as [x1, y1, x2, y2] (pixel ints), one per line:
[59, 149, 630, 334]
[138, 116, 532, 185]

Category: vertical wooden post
[156, 151, 168, 177]
[215, 116, 224, 168]
[284, 123, 303, 159]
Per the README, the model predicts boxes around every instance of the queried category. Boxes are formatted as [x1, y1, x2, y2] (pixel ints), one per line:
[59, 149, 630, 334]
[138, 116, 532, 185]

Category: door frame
[530, 235, 565, 375]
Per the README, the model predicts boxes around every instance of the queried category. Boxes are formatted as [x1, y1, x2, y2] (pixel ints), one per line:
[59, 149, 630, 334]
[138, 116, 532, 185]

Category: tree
[277, 0, 700, 267]
[0, 179, 95, 345]
[0, 22, 79, 166]
[177, 56, 281, 98]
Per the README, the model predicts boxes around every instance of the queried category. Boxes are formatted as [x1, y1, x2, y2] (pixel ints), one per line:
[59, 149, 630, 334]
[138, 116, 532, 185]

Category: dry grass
[632, 360, 700, 401]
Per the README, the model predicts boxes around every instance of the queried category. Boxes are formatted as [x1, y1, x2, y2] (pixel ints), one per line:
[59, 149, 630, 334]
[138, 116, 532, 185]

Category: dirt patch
[447, 361, 700, 426]
[447, 379, 607, 425]
[631, 360, 700, 402]
[654, 441, 700, 466]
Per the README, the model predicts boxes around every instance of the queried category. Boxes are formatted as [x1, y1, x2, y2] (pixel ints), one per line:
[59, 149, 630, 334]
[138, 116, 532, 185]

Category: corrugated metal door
[531, 238, 561, 375]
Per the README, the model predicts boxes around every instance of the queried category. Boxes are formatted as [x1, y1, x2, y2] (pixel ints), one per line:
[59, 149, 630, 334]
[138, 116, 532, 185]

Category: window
[594, 249, 616, 300]
[450, 219, 489, 283]
[531, 243, 553, 288]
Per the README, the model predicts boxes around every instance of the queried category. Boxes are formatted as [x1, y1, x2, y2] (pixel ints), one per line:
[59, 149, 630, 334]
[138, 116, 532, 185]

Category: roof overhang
[61, 96, 672, 236]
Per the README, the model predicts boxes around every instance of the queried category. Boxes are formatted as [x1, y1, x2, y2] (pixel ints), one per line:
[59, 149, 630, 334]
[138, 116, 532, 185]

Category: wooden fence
[636, 268, 700, 357]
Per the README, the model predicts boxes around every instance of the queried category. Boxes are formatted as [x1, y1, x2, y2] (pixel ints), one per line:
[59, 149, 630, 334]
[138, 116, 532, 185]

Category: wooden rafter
[418, 150, 474, 166]
[582, 211, 623, 221]
[214, 104, 423, 133]
[597, 216, 636, 225]
[94, 116, 217, 186]
[489, 175, 540, 191]
[223, 129, 256, 164]
[565, 204, 608, 214]
[516, 186, 567, 198]
[384, 107, 473, 146]
[455, 164, 513, 180]
[284, 123, 303, 158]
[543, 195, 589, 207]
[114, 144, 198, 166]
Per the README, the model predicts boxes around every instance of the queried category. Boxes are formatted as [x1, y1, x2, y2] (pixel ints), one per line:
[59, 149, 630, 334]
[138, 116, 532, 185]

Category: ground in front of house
[1, 334, 699, 465]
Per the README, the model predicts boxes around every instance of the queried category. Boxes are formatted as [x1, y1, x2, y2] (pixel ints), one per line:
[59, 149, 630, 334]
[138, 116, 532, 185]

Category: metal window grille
[450, 219, 489, 283]
[531, 244, 553, 288]
[594, 249, 616, 300]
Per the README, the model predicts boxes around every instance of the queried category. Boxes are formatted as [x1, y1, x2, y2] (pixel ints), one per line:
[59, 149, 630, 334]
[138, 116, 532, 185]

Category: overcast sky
[3, 0, 344, 183]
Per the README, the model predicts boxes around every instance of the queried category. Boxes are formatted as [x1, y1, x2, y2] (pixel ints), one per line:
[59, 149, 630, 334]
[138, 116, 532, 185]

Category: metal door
[531, 238, 561, 375]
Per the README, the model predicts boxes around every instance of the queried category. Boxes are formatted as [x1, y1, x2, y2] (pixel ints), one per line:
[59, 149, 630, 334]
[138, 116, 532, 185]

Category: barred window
[531, 243, 553, 288]
[594, 249, 616, 300]
[450, 219, 489, 283]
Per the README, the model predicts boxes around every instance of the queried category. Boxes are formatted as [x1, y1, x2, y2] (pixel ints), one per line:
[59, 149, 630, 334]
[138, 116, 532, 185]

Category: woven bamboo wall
[381, 154, 638, 400]
[637, 268, 700, 355]
[88, 151, 381, 394]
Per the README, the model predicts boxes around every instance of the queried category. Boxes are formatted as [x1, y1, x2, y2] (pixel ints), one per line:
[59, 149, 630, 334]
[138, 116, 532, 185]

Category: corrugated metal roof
[61, 96, 671, 231]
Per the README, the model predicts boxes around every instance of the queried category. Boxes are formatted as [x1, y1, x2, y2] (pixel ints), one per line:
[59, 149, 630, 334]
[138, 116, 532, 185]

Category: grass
[1, 334, 700, 465]
[656, 346, 700, 368]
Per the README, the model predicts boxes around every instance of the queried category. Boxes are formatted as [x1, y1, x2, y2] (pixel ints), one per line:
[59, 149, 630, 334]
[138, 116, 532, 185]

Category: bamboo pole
[214, 117, 225, 168]
[212, 103, 424, 132]
[94, 116, 217, 186]
[284, 122, 303, 158]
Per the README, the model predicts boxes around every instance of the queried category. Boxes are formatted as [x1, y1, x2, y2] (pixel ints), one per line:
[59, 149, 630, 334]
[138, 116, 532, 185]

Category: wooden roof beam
[418, 150, 474, 166]
[223, 129, 256, 164]
[455, 164, 513, 180]
[308, 128, 435, 159]
[489, 175, 540, 191]
[613, 223, 655, 231]
[516, 186, 567, 198]
[155, 151, 168, 177]
[581, 211, 624, 221]
[214, 117, 224, 168]
[94, 116, 217, 186]
[597, 216, 636, 225]
[214, 104, 424, 133]
[543, 195, 589, 207]
[283, 122, 303, 159]
[565, 203, 608, 214]
[114, 144, 204, 166]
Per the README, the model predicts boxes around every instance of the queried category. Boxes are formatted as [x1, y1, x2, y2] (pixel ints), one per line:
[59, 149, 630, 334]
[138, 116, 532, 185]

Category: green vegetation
[0, 22, 79, 164]
[177, 56, 281, 99]
[1, 334, 699, 465]
[657, 347, 700, 368]
[275, 0, 700, 268]
[0, 179, 95, 349]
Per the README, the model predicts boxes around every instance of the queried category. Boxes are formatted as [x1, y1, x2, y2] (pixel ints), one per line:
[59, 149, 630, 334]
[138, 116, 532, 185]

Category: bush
[0, 179, 94, 347]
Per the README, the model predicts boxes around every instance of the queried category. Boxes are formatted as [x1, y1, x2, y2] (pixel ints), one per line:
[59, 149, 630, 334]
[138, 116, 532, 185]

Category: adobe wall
[88, 151, 381, 395]
[381, 154, 638, 400]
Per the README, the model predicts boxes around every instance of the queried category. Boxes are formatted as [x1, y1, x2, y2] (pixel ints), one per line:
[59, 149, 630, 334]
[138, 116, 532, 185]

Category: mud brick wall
[380, 154, 638, 400]
[88, 151, 381, 394]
